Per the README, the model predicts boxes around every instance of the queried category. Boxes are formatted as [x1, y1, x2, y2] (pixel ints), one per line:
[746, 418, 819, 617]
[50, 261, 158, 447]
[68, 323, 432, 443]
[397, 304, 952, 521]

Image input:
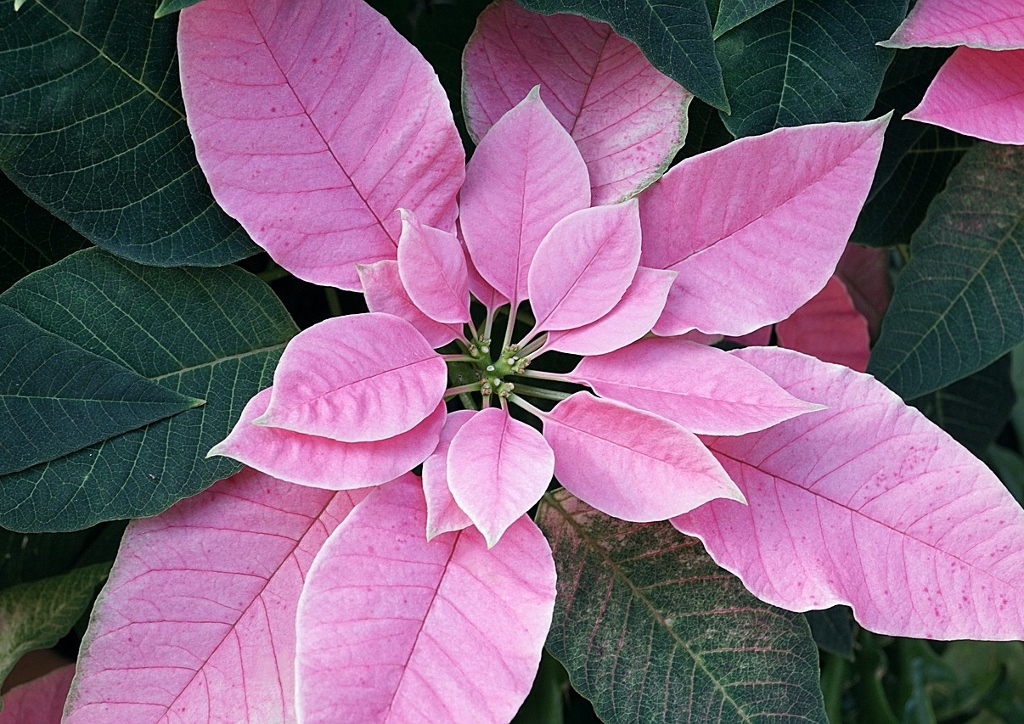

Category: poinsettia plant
[2, 0, 1024, 722]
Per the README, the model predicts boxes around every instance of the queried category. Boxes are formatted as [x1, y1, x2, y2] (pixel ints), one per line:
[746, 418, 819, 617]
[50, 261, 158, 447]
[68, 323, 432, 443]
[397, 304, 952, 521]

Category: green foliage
[869, 144, 1024, 400]
[712, 0, 785, 38]
[0, 249, 296, 532]
[154, 0, 204, 17]
[538, 490, 827, 723]
[0, 0, 256, 266]
[517, 0, 729, 111]
[0, 563, 110, 697]
[715, 0, 907, 137]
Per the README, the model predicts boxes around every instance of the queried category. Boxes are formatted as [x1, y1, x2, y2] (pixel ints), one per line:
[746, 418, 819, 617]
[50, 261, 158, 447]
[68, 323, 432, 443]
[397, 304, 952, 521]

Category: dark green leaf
[676, 98, 734, 160]
[988, 445, 1024, 506]
[512, 650, 567, 724]
[154, 0, 203, 17]
[516, 0, 729, 111]
[909, 355, 1014, 457]
[713, 0, 785, 37]
[851, 127, 971, 248]
[868, 143, 1024, 400]
[804, 606, 854, 660]
[0, 563, 109, 688]
[0, 249, 296, 532]
[537, 489, 826, 723]
[0, 521, 125, 591]
[1, 305, 203, 476]
[0, 0, 257, 266]
[0, 173, 88, 293]
[715, 0, 907, 137]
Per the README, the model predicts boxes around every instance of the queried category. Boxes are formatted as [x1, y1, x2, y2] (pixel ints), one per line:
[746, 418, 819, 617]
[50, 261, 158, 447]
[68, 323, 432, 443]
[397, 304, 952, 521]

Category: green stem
[511, 384, 569, 403]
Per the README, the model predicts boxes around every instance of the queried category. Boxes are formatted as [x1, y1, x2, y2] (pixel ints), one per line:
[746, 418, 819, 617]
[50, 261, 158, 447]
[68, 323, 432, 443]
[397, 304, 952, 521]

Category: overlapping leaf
[516, 0, 728, 110]
[713, 0, 786, 37]
[537, 489, 826, 723]
[0, 0, 256, 266]
[868, 143, 1024, 399]
[0, 174, 87, 293]
[0, 249, 296, 531]
[715, 0, 907, 137]
[0, 664, 75, 722]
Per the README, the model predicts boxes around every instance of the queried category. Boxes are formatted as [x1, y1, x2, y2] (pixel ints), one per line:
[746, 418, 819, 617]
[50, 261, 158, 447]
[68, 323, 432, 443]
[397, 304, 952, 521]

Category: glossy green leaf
[988, 445, 1024, 506]
[0, 173, 88, 293]
[909, 355, 1014, 458]
[713, 0, 784, 37]
[868, 143, 1024, 400]
[0, 0, 257, 266]
[0, 249, 296, 532]
[516, 0, 729, 111]
[0, 563, 109, 689]
[154, 0, 203, 17]
[537, 489, 826, 723]
[715, 0, 907, 137]
[0, 305, 203, 476]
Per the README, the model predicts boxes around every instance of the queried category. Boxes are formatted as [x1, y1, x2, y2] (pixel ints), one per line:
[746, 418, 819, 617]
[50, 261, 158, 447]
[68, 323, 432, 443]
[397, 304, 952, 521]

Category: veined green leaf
[868, 143, 1024, 400]
[0, 563, 110, 690]
[713, 0, 785, 37]
[537, 489, 826, 723]
[715, 0, 907, 137]
[154, 0, 203, 17]
[0, 249, 296, 532]
[0, 0, 256, 266]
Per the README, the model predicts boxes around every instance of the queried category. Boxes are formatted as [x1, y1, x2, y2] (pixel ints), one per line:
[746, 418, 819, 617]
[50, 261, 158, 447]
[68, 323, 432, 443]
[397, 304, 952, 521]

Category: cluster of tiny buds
[468, 338, 492, 358]
[480, 378, 515, 398]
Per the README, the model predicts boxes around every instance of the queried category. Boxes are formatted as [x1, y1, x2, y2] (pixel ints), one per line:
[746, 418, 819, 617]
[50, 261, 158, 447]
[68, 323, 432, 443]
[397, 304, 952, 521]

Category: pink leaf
[63, 468, 367, 723]
[529, 200, 642, 333]
[397, 210, 471, 325]
[463, 0, 692, 204]
[641, 117, 889, 336]
[210, 388, 445, 490]
[447, 407, 555, 547]
[572, 338, 821, 435]
[460, 88, 590, 305]
[776, 276, 871, 372]
[835, 243, 892, 340]
[295, 476, 555, 723]
[259, 313, 447, 442]
[543, 393, 744, 521]
[0, 664, 74, 724]
[673, 346, 1024, 640]
[545, 266, 676, 356]
[178, 0, 464, 290]
[884, 0, 1024, 50]
[422, 410, 475, 540]
[357, 261, 462, 348]
[905, 47, 1024, 145]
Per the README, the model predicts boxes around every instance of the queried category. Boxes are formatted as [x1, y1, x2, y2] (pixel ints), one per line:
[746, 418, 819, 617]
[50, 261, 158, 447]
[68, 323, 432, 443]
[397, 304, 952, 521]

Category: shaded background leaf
[868, 143, 1024, 400]
[0, 564, 109, 695]
[516, 0, 728, 111]
[154, 0, 202, 17]
[714, 0, 907, 137]
[537, 489, 826, 723]
[0, 249, 296, 532]
[804, 607, 855, 661]
[0, 173, 88, 294]
[909, 354, 1015, 458]
[0, 0, 257, 266]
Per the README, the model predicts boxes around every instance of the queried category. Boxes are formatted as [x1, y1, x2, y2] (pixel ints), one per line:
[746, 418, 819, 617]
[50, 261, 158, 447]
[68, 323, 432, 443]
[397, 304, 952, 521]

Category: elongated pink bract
[463, 0, 691, 204]
[422, 410, 475, 539]
[572, 338, 821, 435]
[529, 201, 642, 333]
[260, 314, 447, 442]
[64, 469, 366, 723]
[397, 210, 471, 325]
[178, 0, 464, 290]
[905, 47, 1024, 145]
[446, 407, 555, 547]
[357, 261, 463, 348]
[544, 393, 745, 521]
[885, 0, 1024, 49]
[674, 347, 1024, 640]
[460, 89, 590, 305]
[295, 476, 555, 723]
[641, 117, 889, 336]
[0, 665, 74, 724]
[211, 388, 445, 490]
